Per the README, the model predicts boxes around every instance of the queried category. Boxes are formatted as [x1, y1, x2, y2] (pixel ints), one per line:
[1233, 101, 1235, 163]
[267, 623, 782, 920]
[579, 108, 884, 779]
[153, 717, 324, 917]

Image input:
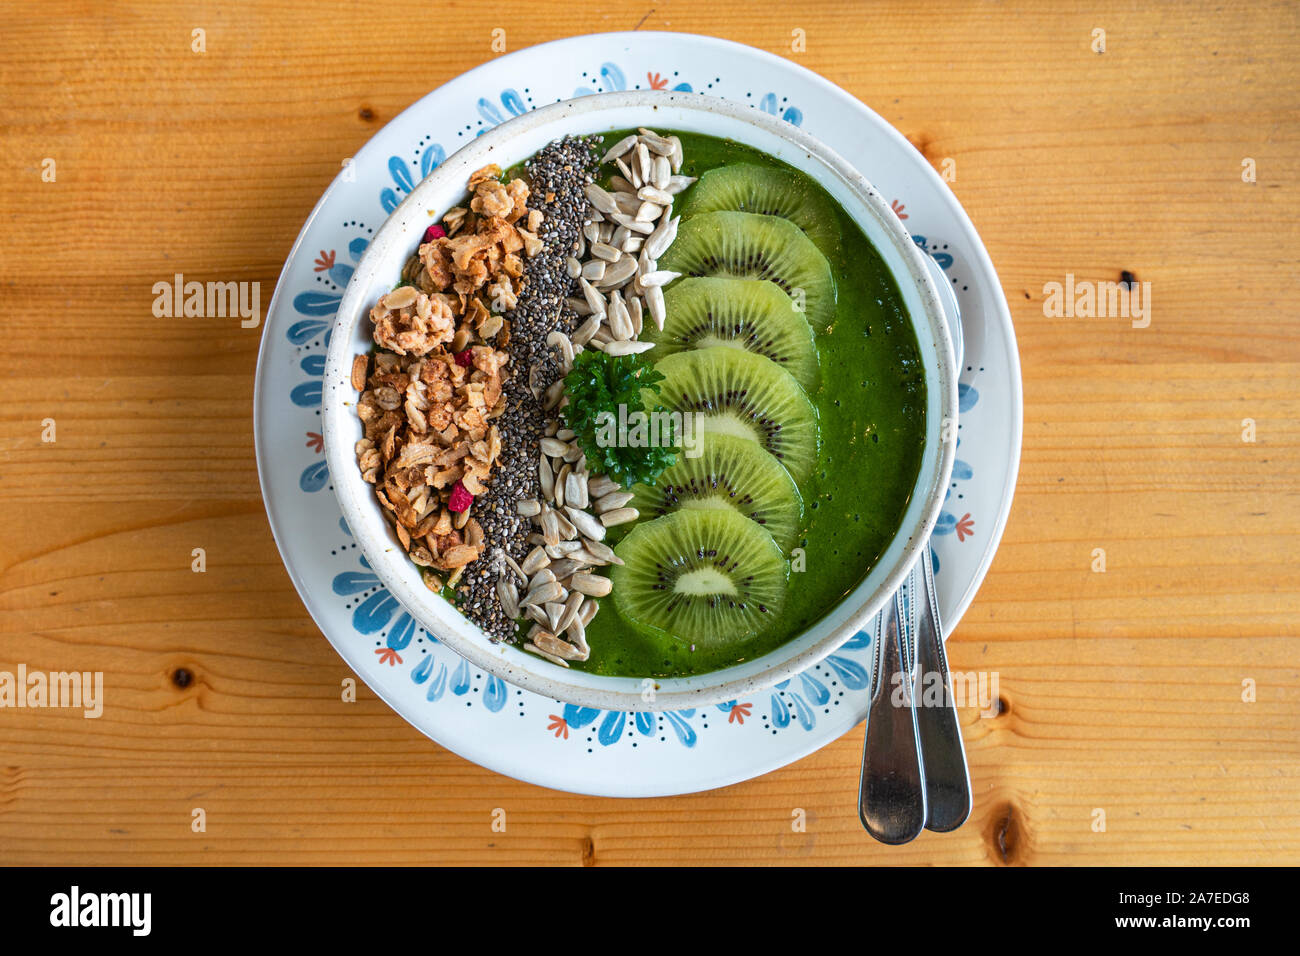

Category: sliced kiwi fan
[650, 346, 819, 487]
[611, 509, 789, 648]
[677, 163, 842, 259]
[659, 211, 838, 332]
[630, 431, 804, 552]
[640, 277, 820, 392]
[605, 152, 857, 652]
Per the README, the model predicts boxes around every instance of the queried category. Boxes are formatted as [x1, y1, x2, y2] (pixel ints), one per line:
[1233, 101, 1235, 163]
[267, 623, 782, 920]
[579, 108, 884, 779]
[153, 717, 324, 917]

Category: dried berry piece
[447, 481, 474, 513]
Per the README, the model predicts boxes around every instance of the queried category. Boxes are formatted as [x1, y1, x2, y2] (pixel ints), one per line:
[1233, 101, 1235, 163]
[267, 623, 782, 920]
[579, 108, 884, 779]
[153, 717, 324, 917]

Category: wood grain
[1, 0, 1297, 865]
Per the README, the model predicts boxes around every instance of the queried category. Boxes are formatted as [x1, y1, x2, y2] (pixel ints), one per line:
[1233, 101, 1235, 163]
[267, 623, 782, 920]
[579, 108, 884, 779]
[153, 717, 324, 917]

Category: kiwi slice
[659, 211, 837, 331]
[679, 163, 841, 259]
[631, 431, 804, 552]
[640, 277, 820, 393]
[611, 509, 788, 648]
[651, 345, 818, 487]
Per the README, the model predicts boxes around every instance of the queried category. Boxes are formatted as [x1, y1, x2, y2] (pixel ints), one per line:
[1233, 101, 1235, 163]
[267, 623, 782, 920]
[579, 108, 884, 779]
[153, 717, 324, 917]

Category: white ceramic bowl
[322, 91, 957, 711]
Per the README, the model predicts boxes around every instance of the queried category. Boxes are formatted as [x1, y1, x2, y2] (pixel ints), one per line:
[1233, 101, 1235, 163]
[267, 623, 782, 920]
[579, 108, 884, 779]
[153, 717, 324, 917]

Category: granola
[353, 163, 542, 585]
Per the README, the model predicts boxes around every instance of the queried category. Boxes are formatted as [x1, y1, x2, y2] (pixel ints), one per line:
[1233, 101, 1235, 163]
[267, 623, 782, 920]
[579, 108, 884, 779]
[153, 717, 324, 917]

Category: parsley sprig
[562, 350, 677, 489]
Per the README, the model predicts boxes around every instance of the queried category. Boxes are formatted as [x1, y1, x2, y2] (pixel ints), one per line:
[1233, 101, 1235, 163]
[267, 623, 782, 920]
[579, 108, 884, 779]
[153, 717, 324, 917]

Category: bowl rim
[322, 89, 957, 711]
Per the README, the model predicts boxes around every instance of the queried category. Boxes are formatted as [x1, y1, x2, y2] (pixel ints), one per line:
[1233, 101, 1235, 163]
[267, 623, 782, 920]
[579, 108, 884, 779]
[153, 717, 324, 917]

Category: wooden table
[1, 0, 1296, 866]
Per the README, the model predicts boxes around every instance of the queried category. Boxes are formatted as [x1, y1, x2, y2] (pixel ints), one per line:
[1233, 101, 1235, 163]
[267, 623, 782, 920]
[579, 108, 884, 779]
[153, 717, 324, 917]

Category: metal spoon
[914, 252, 973, 832]
[859, 591, 926, 844]
[858, 252, 972, 842]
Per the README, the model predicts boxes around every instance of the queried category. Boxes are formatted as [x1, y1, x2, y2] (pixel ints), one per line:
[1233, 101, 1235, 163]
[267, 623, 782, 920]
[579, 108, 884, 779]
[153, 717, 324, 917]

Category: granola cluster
[352, 163, 545, 587]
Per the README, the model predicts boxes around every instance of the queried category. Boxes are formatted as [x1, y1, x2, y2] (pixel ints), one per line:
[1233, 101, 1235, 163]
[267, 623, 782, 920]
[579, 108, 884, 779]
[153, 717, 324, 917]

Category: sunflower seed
[665, 174, 696, 195]
[580, 598, 600, 625]
[588, 475, 620, 498]
[581, 259, 606, 281]
[546, 330, 574, 371]
[578, 277, 607, 317]
[586, 542, 624, 569]
[637, 185, 674, 205]
[554, 462, 569, 507]
[566, 295, 593, 316]
[528, 567, 556, 590]
[652, 154, 671, 190]
[566, 614, 589, 654]
[582, 222, 601, 243]
[609, 175, 636, 193]
[669, 135, 683, 172]
[584, 182, 620, 216]
[638, 270, 680, 288]
[540, 509, 562, 547]
[593, 490, 635, 513]
[591, 241, 622, 262]
[542, 437, 569, 462]
[534, 631, 584, 662]
[525, 604, 550, 626]
[496, 579, 520, 619]
[548, 558, 584, 581]
[552, 592, 580, 632]
[600, 133, 639, 164]
[628, 296, 643, 335]
[543, 378, 565, 411]
[598, 256, 638, 287]
[502, 550, 529, 584]
[645, 215, 680, 259]
[540, 601, 563, 631]
[523, 580, 563, 607]
[603, 339, 655, 356]
[635, 142, 651, 183]
[639, 129, 675, 155]
[635, 200, 664, 223]
[645, 282, 666, 330]
[521, 545, 550, 575]
[565, 256, 582, 279]
[607, 292, 633, 341]
[571, 314, 602, 346]
[610, 212, 655, 235]
[538, 456, 554, 499]
[599, 507, 639, 527]
[524, 642, 568, 667]
[571, 572, 613, 597]
[517, 499, 541, 517]
[615, 155, 639, 189]
[566, 506, 606, 541]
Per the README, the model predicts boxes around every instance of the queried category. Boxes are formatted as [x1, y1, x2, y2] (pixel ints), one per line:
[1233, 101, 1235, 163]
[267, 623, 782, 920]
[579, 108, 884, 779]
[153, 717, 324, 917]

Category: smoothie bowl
[321, 91, 957, 711]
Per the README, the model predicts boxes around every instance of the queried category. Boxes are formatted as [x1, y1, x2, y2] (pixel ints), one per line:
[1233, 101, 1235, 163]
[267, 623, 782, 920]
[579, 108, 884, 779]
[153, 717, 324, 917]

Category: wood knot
[171, 667, 194, 689]
[987, 801, 1023, 865]
[358, 106, 377, 123]
[906, 131, 936, 162]
[579, 834, 595, 867]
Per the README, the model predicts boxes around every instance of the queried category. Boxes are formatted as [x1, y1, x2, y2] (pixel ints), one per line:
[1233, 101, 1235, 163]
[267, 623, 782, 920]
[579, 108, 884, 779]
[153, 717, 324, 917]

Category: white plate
[253, 31, 1022, 797]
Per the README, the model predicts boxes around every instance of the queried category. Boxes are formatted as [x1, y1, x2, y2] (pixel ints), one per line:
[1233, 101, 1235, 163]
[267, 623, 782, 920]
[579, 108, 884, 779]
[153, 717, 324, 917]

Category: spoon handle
[913, 550, 973, 832]
[859, 591, 927, 844]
